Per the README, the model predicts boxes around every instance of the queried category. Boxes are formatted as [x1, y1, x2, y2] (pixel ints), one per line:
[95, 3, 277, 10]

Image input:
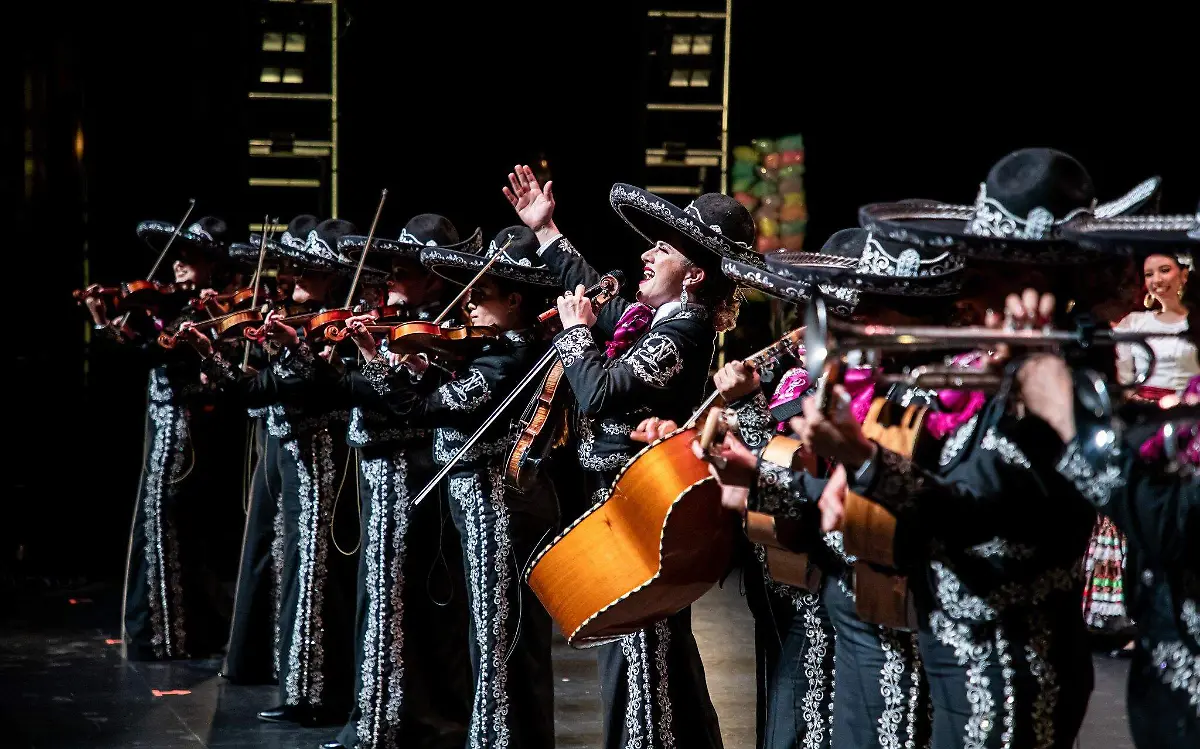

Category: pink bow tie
[605, 302, 654, 359]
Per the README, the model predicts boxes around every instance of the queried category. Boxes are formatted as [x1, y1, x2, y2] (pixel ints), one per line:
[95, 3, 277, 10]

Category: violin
[189, 283, 279, 315]
[505, 272, 623, 492]
[74, 280, 198, 309]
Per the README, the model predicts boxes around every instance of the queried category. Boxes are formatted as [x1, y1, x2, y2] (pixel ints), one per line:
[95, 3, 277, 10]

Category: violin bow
[241, 215, 275, 371]
[146, 198, 197, 281]
[433, 235, 515, 325]
[343, 189, 388, 309]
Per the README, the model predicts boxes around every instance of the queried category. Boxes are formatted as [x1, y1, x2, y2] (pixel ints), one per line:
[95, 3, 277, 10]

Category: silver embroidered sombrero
[340, 213, 483, 259]
[136, 215, 229, 256]
[766, 228, 966, 298]
[721, 257, 860, 319]
[421, 225, 559, 289]
[858, 148, 1161, 264]
[609, 183, 764, 268]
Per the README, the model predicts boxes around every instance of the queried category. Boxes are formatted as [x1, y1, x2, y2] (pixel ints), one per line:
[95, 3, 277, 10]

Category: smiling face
[1143, 254, 1188, 308]
[637, 240, 705, 309]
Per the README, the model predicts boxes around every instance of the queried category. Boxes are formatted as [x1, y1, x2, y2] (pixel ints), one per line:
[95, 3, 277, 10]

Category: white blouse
[1114, 311, 1199, 391]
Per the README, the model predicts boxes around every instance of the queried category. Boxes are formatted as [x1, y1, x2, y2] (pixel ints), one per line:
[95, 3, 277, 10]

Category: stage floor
[2, 581, 1134, 748]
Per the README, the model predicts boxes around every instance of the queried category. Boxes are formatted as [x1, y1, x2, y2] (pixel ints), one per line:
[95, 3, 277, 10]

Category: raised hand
[503, 164, 557, 238]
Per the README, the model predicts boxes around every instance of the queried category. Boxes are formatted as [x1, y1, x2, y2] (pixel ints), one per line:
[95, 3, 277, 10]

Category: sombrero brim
[857, 177, 1161, 265]
[1060, 214, 1200, 256]
[248, 234, 387, 279]
[136, 220, 224, 255]
[339, 226, 484, 259]
[721, 258, 859, 318]
[609, 183, 765, 268]
[420, 246, 560, 289]
[765, 249, 966, 297]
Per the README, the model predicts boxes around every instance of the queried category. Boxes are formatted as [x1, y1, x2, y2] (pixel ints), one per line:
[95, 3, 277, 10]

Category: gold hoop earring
[1178, 284, 1185, 300]
[1145, 293, 1156, 309]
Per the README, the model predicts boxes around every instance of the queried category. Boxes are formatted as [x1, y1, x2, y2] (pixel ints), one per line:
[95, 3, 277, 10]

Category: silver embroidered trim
[965, 183, 1089, 240]
[627, 333, 684, 388]
[283, 432, 336, 706]
[438, 368, 491, 411]
[800, 599, 830, 749]
[734, 392, 773, 450]
[611, 184, 760, 266]
[878, 629, 908, 748]
[755, 459, 796, 516]
[939, 414, 979, 467]
[554, 326, 595, 368]
[433, 427, 506, 465]
[870, 449, 925, 513]
[1025, 612, 1059, 749]
[357, 452, 413, 748]
[360, 356, 392, 396]
[979, 427, 1031, 468]
[1055, 440, 1125, 507]
[576, 415, 630, 473]
[857, 231, 965, 278]
[139, 382, 189, 659]
[1151, 640, 1200, 715]
[930, 611, 995, 749]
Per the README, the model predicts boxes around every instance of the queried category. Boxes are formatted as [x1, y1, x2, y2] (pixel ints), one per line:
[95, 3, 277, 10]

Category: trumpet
[802, 296, 1182, 391]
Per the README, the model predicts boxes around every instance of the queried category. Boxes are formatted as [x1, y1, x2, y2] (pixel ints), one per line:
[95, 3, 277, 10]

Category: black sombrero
[251, 217, 386, 279]
[232, 214, 318, 267]
[858, 148, 1161, 264]
[1061, 201, 1200, 258]
[136, 215, 229, 256]
[765, 228, 966, 298]
[609, 183, 763, 268]
[340, 213, 483, 260]
[420, 225, 559, 289]
[721, 257, 860, 318]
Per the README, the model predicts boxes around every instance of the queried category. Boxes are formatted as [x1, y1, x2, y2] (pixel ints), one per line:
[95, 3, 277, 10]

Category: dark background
[13, 1, 1198, 585]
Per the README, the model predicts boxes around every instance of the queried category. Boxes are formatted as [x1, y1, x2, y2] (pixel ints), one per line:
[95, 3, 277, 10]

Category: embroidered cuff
[1055, 439, 1125, 508]
[277, 340, 315, 379]
[750, 459, 809, 520]
[553, 325, 596, 368]
[858, 445, 924, 515]
[201, 353, 237, 384]
[537, 232, 565, 256]
[731, 391, 773, 449]
[360, 355, 392, 396]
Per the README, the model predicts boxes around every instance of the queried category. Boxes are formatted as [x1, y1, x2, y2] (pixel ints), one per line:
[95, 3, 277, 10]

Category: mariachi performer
[82, 215, 241, 662]
[320, 213, 480, 749]
[181, 218, 380, 726]
[219, 225, 300, 686]
[338, 227, 561, 749]
[707, 259, 851, 749]
[505, 165, 743, 749]
[785, 148, 1161, 749]
[716, 229, 969, 749]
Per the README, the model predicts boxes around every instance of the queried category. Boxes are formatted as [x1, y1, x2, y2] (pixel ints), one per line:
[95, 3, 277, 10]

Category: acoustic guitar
[524, 425, 735, 648]
[843, 397, 926, 631]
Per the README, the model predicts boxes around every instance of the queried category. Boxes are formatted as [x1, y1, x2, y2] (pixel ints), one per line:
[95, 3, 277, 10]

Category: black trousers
[446, 460, 557, 749]
[276, 426, 359, 712]
[921, 606, 1093, 749]
[1127, 643, 1200, 749]
[122, 376, 238, 661]
[335, 446, 473, 749]
[744, 545, 835, 749]
[223, 419, 284, 684]
[821, 573, 929, 749]
[583, 468, 725, 749]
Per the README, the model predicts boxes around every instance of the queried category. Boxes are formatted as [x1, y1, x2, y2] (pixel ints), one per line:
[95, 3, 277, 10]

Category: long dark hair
[1133, 252, 1199, 346]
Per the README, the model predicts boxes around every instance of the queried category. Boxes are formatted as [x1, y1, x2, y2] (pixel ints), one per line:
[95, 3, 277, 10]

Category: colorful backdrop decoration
[732, 133, 806, 254]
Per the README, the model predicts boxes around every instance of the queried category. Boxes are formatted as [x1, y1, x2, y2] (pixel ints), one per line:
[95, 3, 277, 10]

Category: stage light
[282, 68, 304, 84]
[260, 67, 282, 84]
[263, 32, 284, 52]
